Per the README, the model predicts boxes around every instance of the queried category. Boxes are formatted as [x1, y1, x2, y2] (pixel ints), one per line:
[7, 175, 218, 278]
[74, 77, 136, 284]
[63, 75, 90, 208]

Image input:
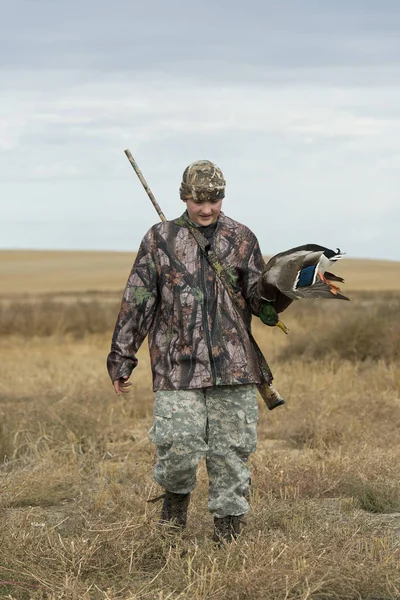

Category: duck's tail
[324, 271, 345, 284]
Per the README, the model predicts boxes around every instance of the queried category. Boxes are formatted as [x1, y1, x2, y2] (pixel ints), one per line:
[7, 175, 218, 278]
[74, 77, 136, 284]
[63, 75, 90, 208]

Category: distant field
[0, 250, 136, 295]
[1, 249, 400, 294]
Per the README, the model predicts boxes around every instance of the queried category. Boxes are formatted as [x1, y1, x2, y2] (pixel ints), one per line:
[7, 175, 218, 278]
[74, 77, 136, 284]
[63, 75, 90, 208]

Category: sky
[1, 0, 400, 259]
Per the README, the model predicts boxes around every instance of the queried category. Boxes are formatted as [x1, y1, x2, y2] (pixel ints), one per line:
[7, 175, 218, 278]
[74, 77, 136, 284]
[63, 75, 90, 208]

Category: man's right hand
[113, 376, 132, 395]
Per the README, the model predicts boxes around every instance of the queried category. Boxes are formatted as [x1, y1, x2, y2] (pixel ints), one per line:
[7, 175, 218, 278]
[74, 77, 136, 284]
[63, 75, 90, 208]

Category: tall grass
[2, 293, 400, 360]
[0, 298, 120, 338]
[280, 296, 400, 362]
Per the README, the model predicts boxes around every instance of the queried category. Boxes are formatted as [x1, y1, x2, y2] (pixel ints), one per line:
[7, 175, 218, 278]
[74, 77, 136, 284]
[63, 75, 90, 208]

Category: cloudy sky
[1, 0, 400, 259]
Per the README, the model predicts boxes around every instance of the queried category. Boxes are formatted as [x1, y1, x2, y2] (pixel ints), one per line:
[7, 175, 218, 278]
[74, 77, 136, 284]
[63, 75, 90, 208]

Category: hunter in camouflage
[107, 159, 292, 543]
[106, 213, 291, 390]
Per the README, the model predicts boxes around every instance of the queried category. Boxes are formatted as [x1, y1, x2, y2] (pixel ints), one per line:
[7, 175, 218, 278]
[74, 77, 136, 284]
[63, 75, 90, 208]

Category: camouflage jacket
[107, 212, 291, 391]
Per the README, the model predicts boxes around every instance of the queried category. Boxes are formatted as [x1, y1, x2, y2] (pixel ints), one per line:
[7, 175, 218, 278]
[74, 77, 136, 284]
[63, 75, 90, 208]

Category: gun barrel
[124, 149, 167, 222]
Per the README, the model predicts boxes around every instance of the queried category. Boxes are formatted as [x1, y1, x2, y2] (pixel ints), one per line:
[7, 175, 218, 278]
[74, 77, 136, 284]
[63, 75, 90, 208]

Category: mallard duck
[260, 302, 289, 334]
[261, 244, 349, 301]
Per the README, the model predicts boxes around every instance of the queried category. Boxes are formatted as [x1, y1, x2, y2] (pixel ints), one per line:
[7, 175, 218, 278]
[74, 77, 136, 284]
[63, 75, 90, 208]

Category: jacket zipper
[200, 251, 217, 385]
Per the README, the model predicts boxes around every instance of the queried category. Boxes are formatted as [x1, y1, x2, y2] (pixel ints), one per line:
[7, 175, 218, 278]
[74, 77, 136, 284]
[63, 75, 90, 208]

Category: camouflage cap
[180, 160, 226, 202]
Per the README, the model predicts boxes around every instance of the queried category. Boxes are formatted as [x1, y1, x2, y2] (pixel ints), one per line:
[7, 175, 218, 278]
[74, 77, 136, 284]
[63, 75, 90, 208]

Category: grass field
[1, 250, 400, 294]
[0, 251, 399, 599]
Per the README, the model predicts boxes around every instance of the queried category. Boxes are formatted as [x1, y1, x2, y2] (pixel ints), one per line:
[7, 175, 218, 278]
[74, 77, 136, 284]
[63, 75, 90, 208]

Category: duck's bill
[276, 320, 289, 334]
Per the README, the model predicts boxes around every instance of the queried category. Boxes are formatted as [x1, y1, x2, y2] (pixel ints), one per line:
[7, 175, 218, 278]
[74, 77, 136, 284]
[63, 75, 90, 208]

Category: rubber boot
[159, 491, 191, 530]
[213, 515, 243, 545]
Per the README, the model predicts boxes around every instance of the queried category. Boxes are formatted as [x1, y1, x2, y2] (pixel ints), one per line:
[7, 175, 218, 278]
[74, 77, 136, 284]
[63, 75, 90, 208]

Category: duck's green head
[260, 303, 289, 334]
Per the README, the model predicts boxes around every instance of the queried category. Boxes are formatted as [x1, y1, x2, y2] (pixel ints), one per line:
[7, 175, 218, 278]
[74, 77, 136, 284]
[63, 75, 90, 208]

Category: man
[107, 160, 291, 544]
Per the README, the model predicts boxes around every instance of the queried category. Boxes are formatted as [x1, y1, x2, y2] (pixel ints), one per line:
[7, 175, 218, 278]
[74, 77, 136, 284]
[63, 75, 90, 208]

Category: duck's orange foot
[318, 271, 341, 295]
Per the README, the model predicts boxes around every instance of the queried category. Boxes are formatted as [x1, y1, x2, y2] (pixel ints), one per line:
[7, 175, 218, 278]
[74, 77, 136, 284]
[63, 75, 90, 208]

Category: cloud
[0, 95, 38, 150]
[30, 163, 84, 179]
[3, 72, 400, 151]
[2, 0, 400, 74]
[1, 1, 400, 259]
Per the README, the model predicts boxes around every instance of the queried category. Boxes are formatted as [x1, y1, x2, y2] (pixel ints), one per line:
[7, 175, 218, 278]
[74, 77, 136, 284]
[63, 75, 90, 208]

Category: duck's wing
[266, 244, 329, 262]
[294, 278, 350, 300]
[264, 249, 324, 297]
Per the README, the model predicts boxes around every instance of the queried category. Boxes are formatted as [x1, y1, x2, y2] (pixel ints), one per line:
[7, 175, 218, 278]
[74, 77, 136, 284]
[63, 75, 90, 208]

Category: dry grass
[280, 293, 400, 362]
[0, 298, 119, 338]
[0, 252, 400, 599]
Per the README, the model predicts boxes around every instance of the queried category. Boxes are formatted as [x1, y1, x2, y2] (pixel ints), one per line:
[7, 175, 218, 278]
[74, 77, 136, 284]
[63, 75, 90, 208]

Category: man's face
[185, 197, 223, 226]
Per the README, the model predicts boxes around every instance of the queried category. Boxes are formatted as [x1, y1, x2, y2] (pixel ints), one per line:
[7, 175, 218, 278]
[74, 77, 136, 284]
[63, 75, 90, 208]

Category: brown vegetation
[0, 253, 399, 599]
[0, 298, 119, 338]
[280, 293, 400, 362]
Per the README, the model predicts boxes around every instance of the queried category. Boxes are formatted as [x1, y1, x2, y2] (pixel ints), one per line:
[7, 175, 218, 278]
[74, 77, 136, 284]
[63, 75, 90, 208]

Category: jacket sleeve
[106, 228, 159, 383]
[242, 233, 293, 316]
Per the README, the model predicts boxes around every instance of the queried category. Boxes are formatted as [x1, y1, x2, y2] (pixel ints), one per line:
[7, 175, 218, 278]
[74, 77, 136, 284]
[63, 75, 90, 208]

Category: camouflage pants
[148, 385, 258, 518]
